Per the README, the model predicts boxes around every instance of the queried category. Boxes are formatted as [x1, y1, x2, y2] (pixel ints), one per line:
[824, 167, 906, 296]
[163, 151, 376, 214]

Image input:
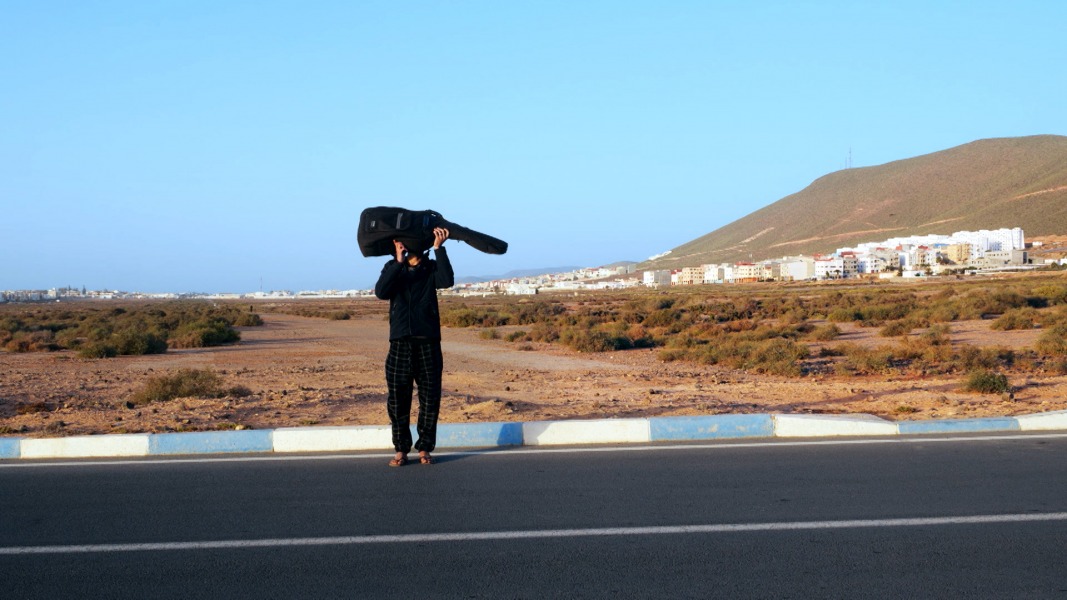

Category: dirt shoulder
[2, 312, 1066, 438]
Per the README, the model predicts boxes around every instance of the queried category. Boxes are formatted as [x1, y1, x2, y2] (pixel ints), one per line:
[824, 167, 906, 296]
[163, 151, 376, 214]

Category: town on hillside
[2, 228, 1058, 303]
[647, 227, 1031, 287]
[458, 227, 1047, 295]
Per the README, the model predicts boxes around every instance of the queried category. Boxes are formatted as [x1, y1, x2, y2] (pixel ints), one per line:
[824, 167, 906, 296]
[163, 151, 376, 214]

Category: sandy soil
[2, 312, 1066, 438]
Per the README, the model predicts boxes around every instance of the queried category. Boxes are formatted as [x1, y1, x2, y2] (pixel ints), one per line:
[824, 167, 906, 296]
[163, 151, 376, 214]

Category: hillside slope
[645, 135, 1067, 269]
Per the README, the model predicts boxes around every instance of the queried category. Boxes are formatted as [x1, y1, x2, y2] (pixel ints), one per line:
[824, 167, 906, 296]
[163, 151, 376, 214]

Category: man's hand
[393, 240, 406, 263]
[433, 227, 450, 250]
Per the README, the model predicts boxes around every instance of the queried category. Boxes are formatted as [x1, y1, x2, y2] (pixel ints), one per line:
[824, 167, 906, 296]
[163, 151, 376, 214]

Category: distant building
[678, 266, 705, 285]
[643, 270, 672, 286]
[945, 243, 972, 264]
[703, 264, 726, 284]
[506, 283, 538, 295]
[814, 255, 843, 280]
[733, 262, 761, 283]
[760, 262, 781, 281]
[778, 256, 815, 281]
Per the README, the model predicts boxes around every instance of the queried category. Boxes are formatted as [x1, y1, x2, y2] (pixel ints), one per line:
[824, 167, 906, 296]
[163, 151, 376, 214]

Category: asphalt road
[3, 434, 1067, 599]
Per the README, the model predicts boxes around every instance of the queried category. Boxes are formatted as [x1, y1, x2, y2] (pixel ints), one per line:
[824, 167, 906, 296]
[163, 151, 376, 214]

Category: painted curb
[19, 434, 150, 459]
[897, 417, 1021, 435]
[5, 410, 1067, 461]
[436, 422, 524, 449]
[0, 437, 23, 459]
[273, 426, 392, 453]
[149, 430, 274, 455]
[1016, 410, 1067, 431]
[522, 418, 650, 446]
[774, 414, 899, 438]
[650, 414, 773, 441]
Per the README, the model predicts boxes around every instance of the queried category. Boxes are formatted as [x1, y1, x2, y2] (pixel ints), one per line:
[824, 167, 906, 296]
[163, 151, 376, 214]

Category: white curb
[1015, 410, 1067, 432]
[273, 426, 392, 453]
[19, 434, 150, 459]
[774, 414, 899, 438]
[522, 418, 650, 446]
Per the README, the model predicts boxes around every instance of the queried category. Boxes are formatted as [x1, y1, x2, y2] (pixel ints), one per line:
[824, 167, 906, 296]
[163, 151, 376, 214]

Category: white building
[506, 283, 538, 295]
[703, 264, 726, 284]
[643, 270, 672, 286]
[853, 248, 900, 274]
[814, 256, 845, 280]
[778, 256, 815, 281]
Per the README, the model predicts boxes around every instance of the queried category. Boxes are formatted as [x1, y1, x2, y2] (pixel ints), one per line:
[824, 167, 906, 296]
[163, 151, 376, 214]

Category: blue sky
[2, 1, 1065, 293]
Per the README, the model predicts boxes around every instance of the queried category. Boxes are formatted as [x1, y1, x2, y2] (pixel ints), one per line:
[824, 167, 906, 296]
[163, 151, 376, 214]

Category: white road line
[3, 432, 1067, 468]
[3, 513, 1066, 555]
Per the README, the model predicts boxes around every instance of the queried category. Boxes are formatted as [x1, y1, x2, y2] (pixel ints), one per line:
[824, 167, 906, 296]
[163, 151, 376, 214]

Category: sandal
[388, 453, 408, 467]
[419, 452, 434, 465]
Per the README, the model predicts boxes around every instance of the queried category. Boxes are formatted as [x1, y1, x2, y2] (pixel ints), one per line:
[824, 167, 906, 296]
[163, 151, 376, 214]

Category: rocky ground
[2, 311, 1066, 438]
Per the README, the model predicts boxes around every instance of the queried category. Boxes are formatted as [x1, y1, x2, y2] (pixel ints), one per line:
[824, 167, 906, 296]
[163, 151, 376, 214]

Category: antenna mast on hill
[847, 146, 853, 169]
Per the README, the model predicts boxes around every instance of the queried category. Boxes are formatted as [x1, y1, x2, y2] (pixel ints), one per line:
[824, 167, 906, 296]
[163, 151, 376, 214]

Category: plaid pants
[385, 338, 443, 453]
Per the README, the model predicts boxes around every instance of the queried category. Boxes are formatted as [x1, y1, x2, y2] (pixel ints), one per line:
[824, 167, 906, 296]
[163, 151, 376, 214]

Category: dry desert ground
[3, 307, 1066, 438]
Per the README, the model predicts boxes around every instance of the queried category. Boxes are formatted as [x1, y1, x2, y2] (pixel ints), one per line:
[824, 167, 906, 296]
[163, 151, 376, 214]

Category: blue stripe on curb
[434, 422, 524, 449]
[650, 414, 774, 441]
[897, 417, 1021, 435]
[0, 437, 20, 459]
[148, 430, 274, 455]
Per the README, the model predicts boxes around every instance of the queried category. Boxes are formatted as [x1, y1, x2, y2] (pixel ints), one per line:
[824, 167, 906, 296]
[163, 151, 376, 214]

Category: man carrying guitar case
[364, 207, 506, 466]
[358, 206, 508, 257]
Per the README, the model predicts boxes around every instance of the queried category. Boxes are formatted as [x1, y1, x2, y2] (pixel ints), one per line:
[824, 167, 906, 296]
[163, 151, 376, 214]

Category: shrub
[827, 307, 860, 323]
[879, 320, 912, 338]
[77, 341, 118, 358]
[1052, 358, 1067, 375]
[836, 344, 897, 375]
[0, 301, 259, 356]
[1032, 284, 1067, 306]
[658, 348, 687, 362]
[1035, 323, 1067, 356]
[513, 302, 566, 325]
[528, 322, 560, 343]
[505, 330, 528, 342]
[234, 312, 265, 326]
[170, 318, 240, 348]
[923, 305, 959, 323]
[439, 307, 480, 327]
[748, 338, 808, 375]
[991, 308, 1039, 331]
[113, 329, 168, 355]
[953, 345, 1012, 372]
[962, 370, 1011, 394]
[643, 308, 684, 327]
[128, 368, 228, 405]
[228, 385, 254, 397]
[480, 328, 500, 340]
[561, 329, 632, 352]
[919, 323, 952, 346]
[16, 402, 52, 415]
[5, 331, 60, 352]
[691, 335, 808, 375]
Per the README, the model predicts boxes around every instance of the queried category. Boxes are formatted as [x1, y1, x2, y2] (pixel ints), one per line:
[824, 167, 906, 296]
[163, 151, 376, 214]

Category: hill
[643, 135, 1067, 270]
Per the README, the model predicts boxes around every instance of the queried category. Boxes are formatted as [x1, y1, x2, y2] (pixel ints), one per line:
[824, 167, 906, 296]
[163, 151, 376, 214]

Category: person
[374, 227, 454, 466]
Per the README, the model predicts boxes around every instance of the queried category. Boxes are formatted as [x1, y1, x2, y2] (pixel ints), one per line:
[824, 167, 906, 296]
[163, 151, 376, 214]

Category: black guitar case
[358, 206, 508, 258]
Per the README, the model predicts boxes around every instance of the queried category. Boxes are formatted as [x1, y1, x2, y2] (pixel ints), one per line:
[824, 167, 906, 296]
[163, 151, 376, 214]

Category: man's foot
[419, 451, 434, 465]
[389, 452, 408, 467]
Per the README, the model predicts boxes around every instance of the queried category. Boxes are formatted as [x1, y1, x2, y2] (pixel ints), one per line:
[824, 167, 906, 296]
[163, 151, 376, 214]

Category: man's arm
[433, 246, 454, 289]
[374, 260, 404, 299]
[432, 227, 454, 289]
[375, 240, 408, 300]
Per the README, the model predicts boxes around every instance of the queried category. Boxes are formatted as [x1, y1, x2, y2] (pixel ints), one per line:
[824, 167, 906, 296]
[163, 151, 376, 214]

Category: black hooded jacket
[374, 247, 455, 340]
